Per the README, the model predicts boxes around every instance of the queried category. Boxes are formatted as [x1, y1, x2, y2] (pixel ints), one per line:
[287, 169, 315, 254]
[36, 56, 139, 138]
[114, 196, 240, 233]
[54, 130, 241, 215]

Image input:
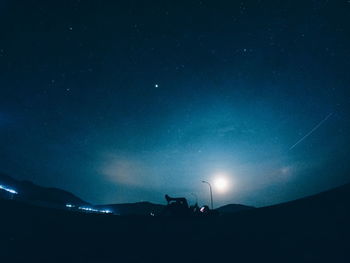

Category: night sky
[1, 0, 350, 207]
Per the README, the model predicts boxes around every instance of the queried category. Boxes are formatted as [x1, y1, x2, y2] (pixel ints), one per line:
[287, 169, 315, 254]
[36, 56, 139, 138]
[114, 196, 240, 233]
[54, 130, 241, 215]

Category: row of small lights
[66, 204, 112, 214]
[0, 184, 113, 214]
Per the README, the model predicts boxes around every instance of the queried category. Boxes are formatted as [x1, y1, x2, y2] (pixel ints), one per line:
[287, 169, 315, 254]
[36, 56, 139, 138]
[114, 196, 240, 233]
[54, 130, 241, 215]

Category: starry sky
[1, 0, 350, 207]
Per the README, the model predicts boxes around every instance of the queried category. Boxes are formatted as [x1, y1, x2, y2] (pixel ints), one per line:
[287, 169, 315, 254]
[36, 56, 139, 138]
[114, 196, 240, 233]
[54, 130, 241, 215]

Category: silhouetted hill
[216, 203, 255, 213]
[0, 180, 349, 262]
[0, 174, 255, 215]
[260, 182, 350, 215]
[0, 173, 89, 208]
[97, 202, 254, 216]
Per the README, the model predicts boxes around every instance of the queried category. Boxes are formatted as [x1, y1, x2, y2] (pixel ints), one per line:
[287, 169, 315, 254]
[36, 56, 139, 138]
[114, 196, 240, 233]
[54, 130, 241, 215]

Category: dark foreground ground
[1, 184, 350, 263]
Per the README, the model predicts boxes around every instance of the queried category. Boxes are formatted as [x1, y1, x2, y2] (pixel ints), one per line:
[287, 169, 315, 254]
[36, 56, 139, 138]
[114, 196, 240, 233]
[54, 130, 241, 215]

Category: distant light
[78, 206, 99, 212]
[213, 175, 230, 193]
[66, 204, 75, 208]
[154, 84, 159, 88]
[100, 209, 112, 214]
[0, 185, 18, 195]
[78, 206, 113, 214]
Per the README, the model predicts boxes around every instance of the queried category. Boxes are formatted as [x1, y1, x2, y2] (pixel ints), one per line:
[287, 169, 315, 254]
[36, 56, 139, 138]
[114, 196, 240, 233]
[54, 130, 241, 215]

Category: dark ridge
[0, 173, 89, 207]
[215, 203, 255, 213]
[0, 181, 349, 262]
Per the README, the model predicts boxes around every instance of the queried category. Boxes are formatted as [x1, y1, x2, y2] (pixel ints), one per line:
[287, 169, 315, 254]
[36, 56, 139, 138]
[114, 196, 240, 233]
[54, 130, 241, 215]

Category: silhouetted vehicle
[162, 194, 217, 217]
[162, 194, 190, 216]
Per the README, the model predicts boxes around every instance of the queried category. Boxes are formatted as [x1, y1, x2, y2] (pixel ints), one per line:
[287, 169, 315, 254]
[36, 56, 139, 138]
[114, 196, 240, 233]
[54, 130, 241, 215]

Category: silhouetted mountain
[0, 174, 255, 215]
[256, 182, 350, 218]
[261, 182, 350, 211]
[216, 203, 255, 213]
[0, 182, 349, 262]
[0, 173, 89, 208]
[98, 202, 255, 216]
[96, 201, 165, 215]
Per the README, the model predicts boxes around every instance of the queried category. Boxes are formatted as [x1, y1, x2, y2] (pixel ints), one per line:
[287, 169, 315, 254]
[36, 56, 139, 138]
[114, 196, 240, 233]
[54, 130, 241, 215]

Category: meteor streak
[289, 113, 333, 150]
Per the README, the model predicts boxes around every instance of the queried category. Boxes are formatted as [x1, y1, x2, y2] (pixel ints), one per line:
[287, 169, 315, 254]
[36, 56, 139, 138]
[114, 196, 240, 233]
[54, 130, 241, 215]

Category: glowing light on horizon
[78, 206, 99, 212]
[73, 205, 113, 214]
[213, 174, 230, 193]
[100, 209, 112, 214]
[0, 184, 18, 195]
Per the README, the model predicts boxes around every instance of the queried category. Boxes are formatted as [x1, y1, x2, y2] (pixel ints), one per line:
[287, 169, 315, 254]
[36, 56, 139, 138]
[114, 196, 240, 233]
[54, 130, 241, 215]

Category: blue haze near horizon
[0, 0, 350, 207]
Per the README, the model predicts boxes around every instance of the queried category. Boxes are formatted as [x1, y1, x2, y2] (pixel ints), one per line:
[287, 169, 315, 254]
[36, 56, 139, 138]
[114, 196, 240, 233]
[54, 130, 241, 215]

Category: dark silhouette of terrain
[96, 201, 165, 216]
[216, 203, 255, 213]
[0, 174, 254, 215]
[98, 200, 254, 216]
[0, 181, 349, 262]
[0, 173, 88, 208]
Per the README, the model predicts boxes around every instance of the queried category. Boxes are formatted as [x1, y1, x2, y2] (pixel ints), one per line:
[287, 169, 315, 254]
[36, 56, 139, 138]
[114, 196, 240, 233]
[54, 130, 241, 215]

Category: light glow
[78, 206, 99, 212]
[213, 175, 230, 193]
[75, 206, 113, 214]
[0, 184, 18, 195]
[100, 209, 112, 214]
